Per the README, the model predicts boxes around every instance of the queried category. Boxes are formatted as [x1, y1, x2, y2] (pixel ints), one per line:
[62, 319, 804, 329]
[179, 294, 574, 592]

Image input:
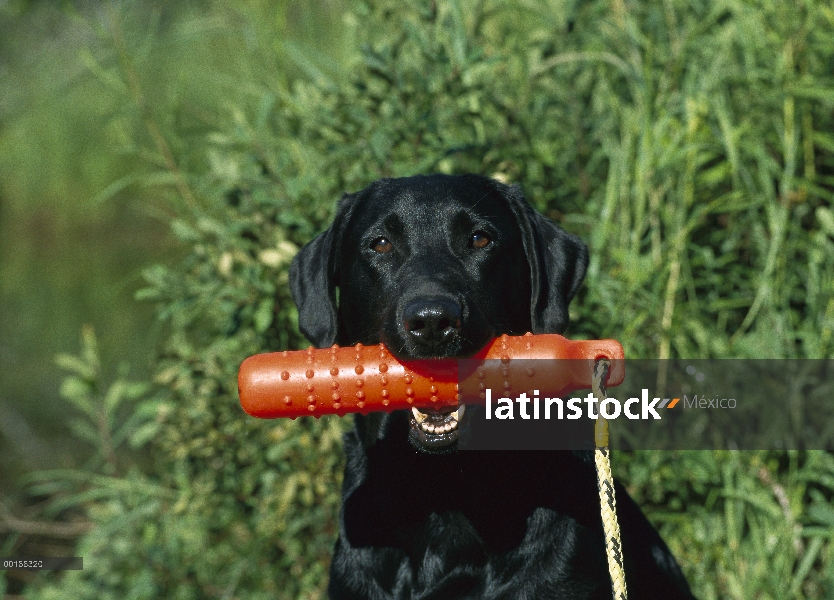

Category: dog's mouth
[408, 404, 466, 449]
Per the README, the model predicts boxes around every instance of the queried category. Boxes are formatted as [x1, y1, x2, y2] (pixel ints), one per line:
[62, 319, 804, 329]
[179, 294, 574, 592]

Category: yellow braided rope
[593, 359, 628, 600]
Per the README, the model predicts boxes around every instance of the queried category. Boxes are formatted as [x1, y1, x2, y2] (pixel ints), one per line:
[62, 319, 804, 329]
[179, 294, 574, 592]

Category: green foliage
[615, 451, 834, 599]
[54, 326, 156, 468]
[6, 0, 834, 598]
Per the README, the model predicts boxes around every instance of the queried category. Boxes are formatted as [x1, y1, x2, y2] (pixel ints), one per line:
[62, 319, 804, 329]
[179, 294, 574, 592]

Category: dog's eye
[471, 232, 491, 249]
[371, 237, 393, 253]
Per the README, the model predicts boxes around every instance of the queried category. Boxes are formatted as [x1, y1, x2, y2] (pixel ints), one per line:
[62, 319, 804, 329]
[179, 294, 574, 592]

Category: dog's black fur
[290, 174, 695, 599]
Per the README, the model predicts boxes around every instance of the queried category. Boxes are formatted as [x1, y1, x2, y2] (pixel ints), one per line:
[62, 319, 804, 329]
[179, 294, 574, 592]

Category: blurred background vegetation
[1, 0, 833, 598]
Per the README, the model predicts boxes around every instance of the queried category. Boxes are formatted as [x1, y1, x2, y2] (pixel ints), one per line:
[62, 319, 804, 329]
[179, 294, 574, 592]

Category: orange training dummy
[238, 332, 624, 419]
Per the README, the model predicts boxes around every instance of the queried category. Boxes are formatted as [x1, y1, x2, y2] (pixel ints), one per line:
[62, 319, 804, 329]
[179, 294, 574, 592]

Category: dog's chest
[340, 508, 610, 600]
[338, 444, 610, 599]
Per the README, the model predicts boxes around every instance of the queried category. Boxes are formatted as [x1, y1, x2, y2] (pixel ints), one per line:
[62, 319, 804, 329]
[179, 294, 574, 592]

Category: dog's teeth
[415, 412, 464, 436]
[453, 405, 465, 421]
[412, 407, 427, 423]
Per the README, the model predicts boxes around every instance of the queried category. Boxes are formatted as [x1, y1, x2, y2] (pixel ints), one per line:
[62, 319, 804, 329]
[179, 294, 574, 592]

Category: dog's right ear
[289, 192, 357, 348]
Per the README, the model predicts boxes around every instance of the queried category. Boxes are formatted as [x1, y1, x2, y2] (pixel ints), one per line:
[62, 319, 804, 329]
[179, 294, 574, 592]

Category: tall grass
[1, 1, 833, 598]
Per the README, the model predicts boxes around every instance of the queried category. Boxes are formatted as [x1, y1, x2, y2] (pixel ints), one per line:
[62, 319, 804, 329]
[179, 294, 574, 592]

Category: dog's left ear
[502, 184, 589, 334]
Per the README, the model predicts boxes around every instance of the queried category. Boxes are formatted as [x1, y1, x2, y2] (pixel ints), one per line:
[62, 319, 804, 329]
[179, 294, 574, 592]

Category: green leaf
[59, 378, 95, 413]
[817, 207, 834, 237]
[254, 298, 274, 333]
[171, 220, 200, 242]
[55, 353, 96, 380]
[68, 417, 101, 446]
[128, 422, 162, 449]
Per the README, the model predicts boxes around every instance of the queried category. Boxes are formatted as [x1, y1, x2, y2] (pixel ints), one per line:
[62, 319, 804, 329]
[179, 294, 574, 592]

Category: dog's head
[290, 174, 588, 451]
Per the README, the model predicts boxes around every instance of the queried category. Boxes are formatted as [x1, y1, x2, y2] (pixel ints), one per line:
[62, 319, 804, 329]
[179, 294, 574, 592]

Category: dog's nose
[403, 298, 462, 346]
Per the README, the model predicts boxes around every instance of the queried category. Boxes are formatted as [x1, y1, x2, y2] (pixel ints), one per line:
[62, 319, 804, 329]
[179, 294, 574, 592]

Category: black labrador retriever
[290, 174, 695, 599]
